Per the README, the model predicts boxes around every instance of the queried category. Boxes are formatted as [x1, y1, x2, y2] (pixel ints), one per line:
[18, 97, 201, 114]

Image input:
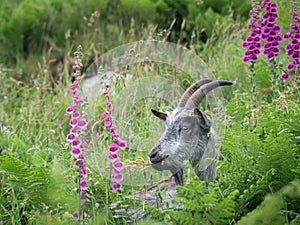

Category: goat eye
[179, 127, 189, 134]
[182, 127, 189, 131]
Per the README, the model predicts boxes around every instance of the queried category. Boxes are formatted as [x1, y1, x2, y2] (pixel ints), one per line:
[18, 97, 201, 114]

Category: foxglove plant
[101, 84, 127, 191]
[282, 0, 299, 79]
[243, 0, 300, 101]
[66, 45, 89, 221]
[242, 0, 262, 63]
[260, 1, 283, 60]
[242, 0, 284, 63]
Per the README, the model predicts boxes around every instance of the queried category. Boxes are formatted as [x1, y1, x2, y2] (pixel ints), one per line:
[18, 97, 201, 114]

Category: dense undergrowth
[0, 0, 299, 224]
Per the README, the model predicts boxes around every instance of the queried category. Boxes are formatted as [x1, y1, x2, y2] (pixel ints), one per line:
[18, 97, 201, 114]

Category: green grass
[0, 0, 300, 224]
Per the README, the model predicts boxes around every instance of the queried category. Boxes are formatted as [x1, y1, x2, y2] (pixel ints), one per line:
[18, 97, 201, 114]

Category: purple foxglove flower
[113, 170, 123, 182]
[116, 139, 127, 150]
[69, 118, 78, 127]
[267, 53, 275, 60]
[246, 36, 253, 42]
[71, 127, 78, 133]
[75, 96, 83, 103]
[112, 131, 120, 139]
[81, 193, 88, 203]
[254, 36, 260, 42]
[292, 38, 299, 45]
[292, 52, 299, 59]
[286, 43, 293, 50]
[266, 37, 274, 43]
[100, 112, 110, 121]
[270, 2, 277, 8]
[245, 50, 252, 56]
[281, 73, 291, 80]
[72, 110, 80, 118]
[73, 209, 79, 221]
[242, 42, 249, 48]
[287, 49, 294, 56]
[71, 148, 81, 158]
[104, 121, 112, 128]
[66, 133, 76, 142]
[272, 48, 280, 54]
[255, 43, 261, 48]
[112, 179, 122, 191]
[104, 100, 111, 106]
[287, 62, 295, 71]
[77, 118, 88, 129]
[109, 142, 119, 153]
[69, 83, 75, 89]
[242, 0, 263, 63]
[273, 25, 281, 32]
[101, 83, 127, 191]
[263, 48, 271, 55]
[113, 159, 124, 172]
[264, 43, 272, 49]
[79, 151, 86, 159]
[80, 167, 87, 177]
[272, 41, 280, 47]
[80, 177, 87, 190]
[268, 17, 276, 24]
[283, 32, 291, 40]
[72, 138, 81, 148]
[109, 124, 115, 131]
[108, 152, 118, 162]
[253, 49, 260, 55]
[251, 55, 259, 62]
[261, 33, 268, 40]
[66, 106, 74, 114]
[242, 56, 250, 63]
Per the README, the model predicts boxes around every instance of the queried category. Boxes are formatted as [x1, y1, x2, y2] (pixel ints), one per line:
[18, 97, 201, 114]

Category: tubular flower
[281, 73, 291, 80]
[243, 0, 285, 63]
[66, 46, 89, 220]
[260, 1, 283, 61]
[242, 0, 262, 63]
[101, 83, 127, 191]
[283, 0, 299, 76]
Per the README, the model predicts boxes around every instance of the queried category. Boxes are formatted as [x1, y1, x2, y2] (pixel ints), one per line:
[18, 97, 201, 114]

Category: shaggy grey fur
[149, 80, 233, 185]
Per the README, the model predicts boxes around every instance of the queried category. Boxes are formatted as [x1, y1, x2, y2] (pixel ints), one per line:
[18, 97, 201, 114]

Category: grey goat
[149, 79, 233, 185]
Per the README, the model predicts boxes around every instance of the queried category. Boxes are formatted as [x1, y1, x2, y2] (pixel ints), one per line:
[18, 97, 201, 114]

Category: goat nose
[149, 149, 157, 159]
[149, 147, 159, 161]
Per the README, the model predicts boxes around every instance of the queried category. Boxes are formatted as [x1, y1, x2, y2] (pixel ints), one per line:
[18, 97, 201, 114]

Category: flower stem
[249, 62, 257, 107]
[78, 161, 82, 223]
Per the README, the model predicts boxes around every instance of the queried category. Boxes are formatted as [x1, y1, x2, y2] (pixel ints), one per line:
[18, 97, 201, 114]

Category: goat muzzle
[149, 148, 169, 165]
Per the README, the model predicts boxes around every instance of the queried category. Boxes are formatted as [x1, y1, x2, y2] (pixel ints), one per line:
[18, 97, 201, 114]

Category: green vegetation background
[0, 0, 299, 224]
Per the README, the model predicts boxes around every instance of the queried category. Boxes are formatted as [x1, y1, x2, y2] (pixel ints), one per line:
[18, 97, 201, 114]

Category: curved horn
[185, 80, 233, 108]
[178, 79, 212, 107]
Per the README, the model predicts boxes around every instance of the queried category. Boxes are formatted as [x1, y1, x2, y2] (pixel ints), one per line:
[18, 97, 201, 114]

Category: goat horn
[178, 79, 212, 107]
[185, 80, 233, 108]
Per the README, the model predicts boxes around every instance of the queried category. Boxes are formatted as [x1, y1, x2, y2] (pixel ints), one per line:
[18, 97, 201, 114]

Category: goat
[149, 79, 233, 185]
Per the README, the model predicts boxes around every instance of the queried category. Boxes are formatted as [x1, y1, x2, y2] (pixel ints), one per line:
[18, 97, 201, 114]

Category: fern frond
[0, 154, 48, 204]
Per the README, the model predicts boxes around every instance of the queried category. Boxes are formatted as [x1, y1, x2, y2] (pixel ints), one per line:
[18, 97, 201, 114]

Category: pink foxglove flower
[282, 1, 299, 77]
[260, 1, 283, 61]
[243, 0, 284, 63]
[101, 83, 127, 191]
[242, 0, 262, 63]
[66, 45, 89, 220]
[281, 73, 291, 80]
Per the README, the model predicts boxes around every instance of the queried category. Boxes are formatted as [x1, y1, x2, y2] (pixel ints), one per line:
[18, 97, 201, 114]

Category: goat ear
[151, 109, 168, 121]
[193, 108, 211, 129]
